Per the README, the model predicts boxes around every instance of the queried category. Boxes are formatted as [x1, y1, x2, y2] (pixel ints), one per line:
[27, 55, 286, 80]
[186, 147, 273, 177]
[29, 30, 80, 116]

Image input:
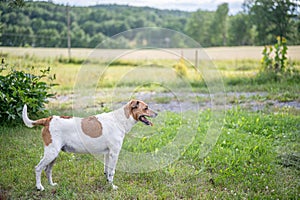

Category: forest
[0, 0, 299, 48]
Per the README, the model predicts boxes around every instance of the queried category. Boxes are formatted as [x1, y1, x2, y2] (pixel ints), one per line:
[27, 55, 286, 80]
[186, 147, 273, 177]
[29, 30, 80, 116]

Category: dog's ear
[130, 100, 140, 109]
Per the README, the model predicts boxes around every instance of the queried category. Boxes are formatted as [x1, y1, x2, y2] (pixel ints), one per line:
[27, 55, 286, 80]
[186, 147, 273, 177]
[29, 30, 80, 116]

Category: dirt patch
[49, 91, 300, 113]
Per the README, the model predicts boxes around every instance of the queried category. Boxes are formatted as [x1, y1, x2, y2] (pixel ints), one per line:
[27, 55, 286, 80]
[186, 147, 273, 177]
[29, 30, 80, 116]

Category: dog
[22, 99, 157, 191]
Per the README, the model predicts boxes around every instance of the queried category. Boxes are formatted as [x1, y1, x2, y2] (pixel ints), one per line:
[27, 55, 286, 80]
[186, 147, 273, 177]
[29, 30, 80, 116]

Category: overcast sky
[45, 0, 244, 14]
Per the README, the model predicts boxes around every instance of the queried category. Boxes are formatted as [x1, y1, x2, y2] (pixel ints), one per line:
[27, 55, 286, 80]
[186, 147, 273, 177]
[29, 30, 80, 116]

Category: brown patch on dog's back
[60, 115, 72, 119]
[81, 116, 102, 138]
[33, 117, 52, 126]
[33, 117, 53, 146]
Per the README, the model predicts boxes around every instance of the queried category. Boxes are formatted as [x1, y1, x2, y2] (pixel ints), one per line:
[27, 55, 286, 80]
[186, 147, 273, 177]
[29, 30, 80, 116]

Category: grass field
[0, 47, 300, 199]
[0, 110, 299, 199]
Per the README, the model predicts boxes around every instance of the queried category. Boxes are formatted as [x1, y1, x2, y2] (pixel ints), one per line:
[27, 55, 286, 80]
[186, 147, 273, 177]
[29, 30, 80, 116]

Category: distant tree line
[0, 0, 299, 48]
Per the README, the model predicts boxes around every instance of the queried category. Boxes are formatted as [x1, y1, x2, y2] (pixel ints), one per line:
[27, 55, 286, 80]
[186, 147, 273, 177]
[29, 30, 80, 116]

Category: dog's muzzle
[139, 112, 157, 126]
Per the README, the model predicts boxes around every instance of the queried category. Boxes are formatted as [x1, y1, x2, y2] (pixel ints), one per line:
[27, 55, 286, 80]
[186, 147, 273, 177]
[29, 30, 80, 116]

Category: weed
[173, 57, 188, 78]
[262, 37, 288, 73]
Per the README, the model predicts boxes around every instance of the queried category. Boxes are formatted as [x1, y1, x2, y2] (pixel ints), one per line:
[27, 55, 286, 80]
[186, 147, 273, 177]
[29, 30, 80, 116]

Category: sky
[45, 0, 244, 14]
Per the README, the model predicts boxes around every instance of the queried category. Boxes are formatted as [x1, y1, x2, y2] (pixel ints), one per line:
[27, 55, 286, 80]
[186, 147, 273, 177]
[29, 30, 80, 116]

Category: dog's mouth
[139, 115, 153, 126]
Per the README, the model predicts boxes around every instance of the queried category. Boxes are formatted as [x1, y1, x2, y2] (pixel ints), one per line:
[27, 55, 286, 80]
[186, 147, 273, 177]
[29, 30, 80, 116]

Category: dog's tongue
[149, 121, 153, 126]
[140, 116, 153, 126]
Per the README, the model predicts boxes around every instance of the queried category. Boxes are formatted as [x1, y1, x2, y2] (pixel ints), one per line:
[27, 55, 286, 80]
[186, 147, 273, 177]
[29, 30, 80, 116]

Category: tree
[88, 32, 106, 48]
[1, 0, 25, 8]
[35, 28, 60, 47]
[185, 10, 214, 47]
[0, 0, 25, 45]
[71, 23, 89, 48]
[0, 10, 2, 45]
[228, 13, 252, 46]
[243, 0, 299, 45]
[287, 13, 300, 44]
[211, 3, 229, 46]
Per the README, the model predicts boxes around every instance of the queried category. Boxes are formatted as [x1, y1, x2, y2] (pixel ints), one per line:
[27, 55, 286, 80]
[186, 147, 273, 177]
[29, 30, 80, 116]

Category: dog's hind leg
[35, 147, 59, 191]
[45, 158, 57, 186]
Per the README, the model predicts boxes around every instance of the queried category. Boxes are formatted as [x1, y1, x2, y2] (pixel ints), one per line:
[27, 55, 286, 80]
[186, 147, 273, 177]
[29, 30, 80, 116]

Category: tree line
[0, 0, 299, 48]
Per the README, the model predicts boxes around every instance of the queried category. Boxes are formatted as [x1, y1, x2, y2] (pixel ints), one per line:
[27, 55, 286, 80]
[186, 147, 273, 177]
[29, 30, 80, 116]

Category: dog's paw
[112, 184, 118, 190]
[50, 182, 57, 186]
[37, 185, 45, 191]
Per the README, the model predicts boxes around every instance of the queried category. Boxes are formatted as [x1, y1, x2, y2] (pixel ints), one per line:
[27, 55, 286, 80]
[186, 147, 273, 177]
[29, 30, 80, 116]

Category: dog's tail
[22, 105, 52, 128]
[22, 105, 35, 128]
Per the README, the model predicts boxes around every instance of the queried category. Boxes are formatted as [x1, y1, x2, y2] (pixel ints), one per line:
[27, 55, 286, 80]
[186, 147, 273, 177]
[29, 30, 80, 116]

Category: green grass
[1, 50, 300, 198]
[0, 109, 299, 199]
[3, 53, 300, 97]
[2, 52, 300, 117]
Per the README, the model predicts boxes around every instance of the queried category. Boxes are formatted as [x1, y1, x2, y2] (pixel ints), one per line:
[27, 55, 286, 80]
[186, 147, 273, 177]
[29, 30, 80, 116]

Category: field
[0, 47, 300, 199]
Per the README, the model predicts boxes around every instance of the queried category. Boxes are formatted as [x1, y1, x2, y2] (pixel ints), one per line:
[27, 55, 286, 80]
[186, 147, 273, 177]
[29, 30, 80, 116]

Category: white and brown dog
[22, 100, 157, 191]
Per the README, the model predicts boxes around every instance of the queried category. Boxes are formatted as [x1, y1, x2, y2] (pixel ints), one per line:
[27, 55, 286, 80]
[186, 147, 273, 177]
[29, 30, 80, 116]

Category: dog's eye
[144, 107, 148, 111]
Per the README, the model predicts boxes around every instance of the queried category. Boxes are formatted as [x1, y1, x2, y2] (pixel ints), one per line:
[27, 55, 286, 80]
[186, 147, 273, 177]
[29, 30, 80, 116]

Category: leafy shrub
[0, 64, 57, 124]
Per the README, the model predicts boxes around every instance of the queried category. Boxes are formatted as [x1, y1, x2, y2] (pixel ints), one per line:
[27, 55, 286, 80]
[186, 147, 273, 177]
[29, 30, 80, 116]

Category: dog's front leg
[106, 151, 120, 190]
[104, 153, 109, 179]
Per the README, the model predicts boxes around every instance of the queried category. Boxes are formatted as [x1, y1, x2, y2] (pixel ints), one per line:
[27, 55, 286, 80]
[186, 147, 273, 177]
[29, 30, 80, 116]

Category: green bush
[0, 64, 57, 124]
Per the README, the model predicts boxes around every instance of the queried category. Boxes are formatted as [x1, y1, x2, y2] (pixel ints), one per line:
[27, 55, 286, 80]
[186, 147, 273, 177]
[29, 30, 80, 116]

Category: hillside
[0, 2, 190, 48]
[1, 1, 299, 48]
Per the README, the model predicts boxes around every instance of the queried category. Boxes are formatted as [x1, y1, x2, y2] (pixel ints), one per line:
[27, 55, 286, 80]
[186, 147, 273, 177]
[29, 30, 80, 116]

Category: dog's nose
[152, 111, 158, 118]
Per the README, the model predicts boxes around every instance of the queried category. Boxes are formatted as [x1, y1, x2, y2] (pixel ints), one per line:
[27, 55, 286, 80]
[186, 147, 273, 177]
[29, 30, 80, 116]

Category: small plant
[0, 62, 57, 124]
[173, 57, 188, 78]
[261, 36, 289, 73]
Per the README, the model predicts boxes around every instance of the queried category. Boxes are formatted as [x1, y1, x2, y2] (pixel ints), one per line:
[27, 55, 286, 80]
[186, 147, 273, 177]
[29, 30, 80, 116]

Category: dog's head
[125, 99, 157, 126]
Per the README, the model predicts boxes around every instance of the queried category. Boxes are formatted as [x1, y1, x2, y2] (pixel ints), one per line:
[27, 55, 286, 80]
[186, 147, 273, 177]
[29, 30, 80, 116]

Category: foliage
[0, 63, 56, 124]
[243, 0, 299, 45]
[228, 13, 253, 46]
[0, 2, 189, 48]
[185, 10, 215, 47]
[210, 3, 229, 46]
[173, 57, 188, 78]
[0, 1, 299, 48]
[261, 37, 288, 72]
[2, 0, 25, 8]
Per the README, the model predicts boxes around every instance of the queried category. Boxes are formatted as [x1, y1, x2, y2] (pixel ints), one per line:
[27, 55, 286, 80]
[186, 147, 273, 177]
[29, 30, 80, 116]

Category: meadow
[0, 47, 299, 199]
